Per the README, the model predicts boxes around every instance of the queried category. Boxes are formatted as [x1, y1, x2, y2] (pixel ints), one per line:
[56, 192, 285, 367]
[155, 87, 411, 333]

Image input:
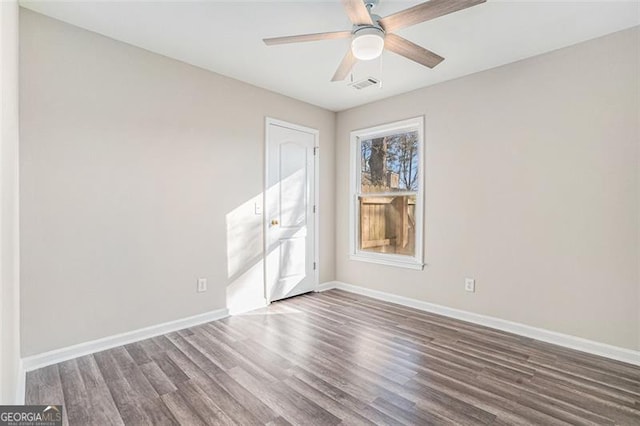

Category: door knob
[271, 219, 279, 226]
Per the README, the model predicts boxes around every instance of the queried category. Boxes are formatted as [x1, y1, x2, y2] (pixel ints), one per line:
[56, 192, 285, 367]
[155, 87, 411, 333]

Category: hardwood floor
[26, 289, 640, 425]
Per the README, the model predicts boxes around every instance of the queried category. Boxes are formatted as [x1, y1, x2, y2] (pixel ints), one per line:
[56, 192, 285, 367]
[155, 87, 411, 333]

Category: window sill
[349, 253, 425, 270]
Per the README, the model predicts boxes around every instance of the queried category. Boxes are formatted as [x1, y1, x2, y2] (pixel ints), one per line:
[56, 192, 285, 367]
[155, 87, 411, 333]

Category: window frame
[349, 116, 425, 270]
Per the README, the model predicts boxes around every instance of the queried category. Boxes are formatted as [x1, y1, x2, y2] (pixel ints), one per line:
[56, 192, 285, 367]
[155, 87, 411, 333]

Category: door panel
[266, 121, 316, 302]
[279, 142, 307, 228]
[279, 237, 306, 278]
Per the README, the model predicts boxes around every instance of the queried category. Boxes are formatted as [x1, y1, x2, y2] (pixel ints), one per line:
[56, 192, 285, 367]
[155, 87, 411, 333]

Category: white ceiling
[20, 0, 640, 111]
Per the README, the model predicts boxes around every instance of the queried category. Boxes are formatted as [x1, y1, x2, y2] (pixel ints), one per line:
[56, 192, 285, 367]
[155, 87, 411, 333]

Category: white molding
[22, 308, 229, 372]
[349, 116, 425, 269]
[19, 280, 639, 388]
[349, 254, 424, 270]
[15, 359, 25, 404]
[315, 281, 339, 292]
[228, 297, 268, 316]
[331, 281, 640, 366]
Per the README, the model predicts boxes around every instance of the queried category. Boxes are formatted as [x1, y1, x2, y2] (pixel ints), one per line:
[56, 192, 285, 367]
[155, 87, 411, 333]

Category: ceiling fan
[263, 0, 486, 82]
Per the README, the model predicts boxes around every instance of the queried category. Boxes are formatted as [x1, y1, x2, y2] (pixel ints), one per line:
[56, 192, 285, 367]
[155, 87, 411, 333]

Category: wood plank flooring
[26, 289, 640, 425]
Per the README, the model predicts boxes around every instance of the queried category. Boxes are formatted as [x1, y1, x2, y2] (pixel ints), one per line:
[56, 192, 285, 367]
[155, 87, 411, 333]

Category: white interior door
[265, 119, 317, 303]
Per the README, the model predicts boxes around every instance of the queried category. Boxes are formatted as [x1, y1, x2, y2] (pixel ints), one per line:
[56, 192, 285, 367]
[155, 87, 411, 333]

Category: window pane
[359, 195, 416, 256]
[361, 131, 419, 193]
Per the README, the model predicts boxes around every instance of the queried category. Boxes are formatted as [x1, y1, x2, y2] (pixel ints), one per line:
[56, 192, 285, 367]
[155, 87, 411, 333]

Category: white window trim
[349, 116, 425, 270]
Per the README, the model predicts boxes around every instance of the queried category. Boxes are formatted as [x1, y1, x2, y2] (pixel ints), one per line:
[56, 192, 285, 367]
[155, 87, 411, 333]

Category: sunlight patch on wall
[225, 193, 266, 315]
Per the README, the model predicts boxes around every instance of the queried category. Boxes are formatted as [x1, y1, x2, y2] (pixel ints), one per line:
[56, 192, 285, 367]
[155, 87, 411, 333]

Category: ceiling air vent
[349, 77, 380, 90]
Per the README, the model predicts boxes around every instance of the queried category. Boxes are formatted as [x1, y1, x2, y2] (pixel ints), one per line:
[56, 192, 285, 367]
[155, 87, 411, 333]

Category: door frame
[264, 117, 319, 304]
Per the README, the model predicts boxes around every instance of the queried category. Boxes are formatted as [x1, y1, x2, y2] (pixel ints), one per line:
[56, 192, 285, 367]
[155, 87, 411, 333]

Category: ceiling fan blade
[340, 0, 373, 26]
[384, 34, 444, 69]
[263, 31, 352, 46]
[331, 48, 358, 81]
[379, 0, 486, 33]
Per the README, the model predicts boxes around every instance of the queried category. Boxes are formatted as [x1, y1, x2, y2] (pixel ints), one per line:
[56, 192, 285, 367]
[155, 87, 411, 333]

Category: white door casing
[265, 118, 318, 303]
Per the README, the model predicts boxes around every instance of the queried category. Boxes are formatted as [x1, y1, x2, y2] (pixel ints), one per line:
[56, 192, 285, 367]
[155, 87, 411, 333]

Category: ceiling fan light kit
[351, 27, 385, 61]
[263, 0, 486, 82]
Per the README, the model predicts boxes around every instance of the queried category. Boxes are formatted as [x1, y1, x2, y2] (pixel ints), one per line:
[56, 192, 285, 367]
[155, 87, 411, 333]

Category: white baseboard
[316, 281, 341, 292]
[21, 308, 229, 373]
[19, 280, 640, 391]
[325, 281, 640, 366]
[228, 297, 268, 316]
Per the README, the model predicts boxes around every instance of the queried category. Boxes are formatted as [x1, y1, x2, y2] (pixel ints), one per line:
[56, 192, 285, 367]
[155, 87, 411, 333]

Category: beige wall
[336, 27, 640, 350]
[20, 9, 335, 356]
[0, 0, 21, 404]
[19, 7, 640, 357]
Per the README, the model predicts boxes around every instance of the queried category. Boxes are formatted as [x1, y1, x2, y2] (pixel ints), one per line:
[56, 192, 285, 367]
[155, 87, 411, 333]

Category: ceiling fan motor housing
[351, 25, 385, 61]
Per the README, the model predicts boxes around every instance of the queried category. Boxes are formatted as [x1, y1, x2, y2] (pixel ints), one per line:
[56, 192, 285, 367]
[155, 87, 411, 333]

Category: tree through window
[360, 131, 419, 192]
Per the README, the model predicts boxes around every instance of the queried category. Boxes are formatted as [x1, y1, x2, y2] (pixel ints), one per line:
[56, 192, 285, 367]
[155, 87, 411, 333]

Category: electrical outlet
[197, 278, 207, 293]
[254, 202, 262, 215]
[465, 278, 475, 293]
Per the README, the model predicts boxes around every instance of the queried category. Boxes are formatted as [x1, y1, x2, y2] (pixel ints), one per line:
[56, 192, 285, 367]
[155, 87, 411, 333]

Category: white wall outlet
[465, 278, 475, 293]
[254, 202, 262, 215]
[197, 278, 207, 293]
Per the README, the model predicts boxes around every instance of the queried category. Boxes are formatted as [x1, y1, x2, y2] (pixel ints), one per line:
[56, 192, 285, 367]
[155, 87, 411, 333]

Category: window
[350, 117, 424, 269]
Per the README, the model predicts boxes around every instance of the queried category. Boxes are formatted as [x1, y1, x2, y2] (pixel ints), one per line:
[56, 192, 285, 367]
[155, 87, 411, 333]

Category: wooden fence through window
[359, 196, 415, 252]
